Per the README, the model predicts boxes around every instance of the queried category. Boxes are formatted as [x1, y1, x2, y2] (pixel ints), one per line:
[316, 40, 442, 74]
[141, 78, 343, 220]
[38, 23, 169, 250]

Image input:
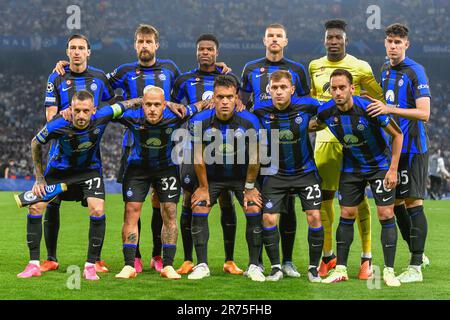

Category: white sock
[30, 260, 40, 267]
[361, 252, 372, 259]
[410, 265, 421, 272]
[272, 264, 282, 270]
[323, 251, 333, 258]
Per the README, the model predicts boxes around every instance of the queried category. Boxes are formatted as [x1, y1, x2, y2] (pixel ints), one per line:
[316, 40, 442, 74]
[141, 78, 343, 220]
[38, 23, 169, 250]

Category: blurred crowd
[1, 0, 449, 44]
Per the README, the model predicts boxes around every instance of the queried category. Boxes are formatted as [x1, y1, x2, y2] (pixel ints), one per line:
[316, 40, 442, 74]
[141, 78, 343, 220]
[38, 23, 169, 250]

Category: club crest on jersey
[270, 113, 275, 120]
[136, 69, 141, 75]
[159, 74, 167, 81]
[398, 79, 404, 87]
[260, 67, 265, 72]
[24, 191, 37, 202]
[183, 175, 191, 185]
[93, 128, 101, 135]
[202, 91, 213, 101]
[66, 80, 72, 85]
[166, 128, 173, 135]
[295, 116, 303, 124]
[265, 201, 273, 209]
[90, 82, 98, 91]
[46, 82, 54, 93]
[334, 117, 339, 123]
[357, 123, 365, 131]
[126, 188, 133, 198]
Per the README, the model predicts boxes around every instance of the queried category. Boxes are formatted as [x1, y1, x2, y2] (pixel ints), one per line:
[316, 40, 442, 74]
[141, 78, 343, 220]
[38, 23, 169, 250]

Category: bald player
[114, 86, 203, 279]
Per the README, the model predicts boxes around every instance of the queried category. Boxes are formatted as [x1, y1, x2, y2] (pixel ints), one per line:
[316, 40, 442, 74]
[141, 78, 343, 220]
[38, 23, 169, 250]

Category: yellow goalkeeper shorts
[314, 142, 343, 191]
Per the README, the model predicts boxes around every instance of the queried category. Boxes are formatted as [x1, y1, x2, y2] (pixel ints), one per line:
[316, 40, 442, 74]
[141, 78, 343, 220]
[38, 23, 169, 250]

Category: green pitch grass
[0, 192, 449, 300]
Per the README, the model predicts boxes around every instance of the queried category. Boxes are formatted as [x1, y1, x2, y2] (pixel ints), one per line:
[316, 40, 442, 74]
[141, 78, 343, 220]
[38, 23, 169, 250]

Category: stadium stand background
[1, 0, 449, 195]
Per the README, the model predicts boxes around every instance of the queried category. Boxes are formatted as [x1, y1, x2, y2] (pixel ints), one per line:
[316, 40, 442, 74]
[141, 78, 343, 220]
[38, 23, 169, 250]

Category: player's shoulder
[308, 55, 328, 69]
[46, 115, 70, 131]
[110, 61, 138, 77]
[402, 57, 428, 77]
[318, 99, 336, 114]
[176, 69, 198, 82]
[191, 108, 215, 122]
[352, 95, 372, 110]
[344, 54, 372, 73]
[162, 107, 179, 120]
[87, 65, 108, 77]
[292, 96, 321, 109]
[283, 57, 307, 70]
[47, 70, 61, 83]
[236, 110, 260, 124]
[243, 57, 266, 70]
[157, 58, 180, 71]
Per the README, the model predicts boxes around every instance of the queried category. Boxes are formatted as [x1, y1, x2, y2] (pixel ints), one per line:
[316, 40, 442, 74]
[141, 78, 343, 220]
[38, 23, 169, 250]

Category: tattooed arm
[31, 137, 47, 198]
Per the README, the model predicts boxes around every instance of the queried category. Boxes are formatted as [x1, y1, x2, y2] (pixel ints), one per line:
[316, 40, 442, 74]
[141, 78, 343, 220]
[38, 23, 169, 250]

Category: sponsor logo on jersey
[202, 91, 213, 101]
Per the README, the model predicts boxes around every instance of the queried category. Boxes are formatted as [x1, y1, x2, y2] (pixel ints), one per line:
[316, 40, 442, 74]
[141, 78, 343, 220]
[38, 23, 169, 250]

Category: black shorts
[338, 170, 395, 207]
[206, 180, 245, 207]
[122, 165, 181, 203]
[45, 168, 105, 207]
[180, 163, 198, 194]
[261, 171, 322, 213]
[396, 153, 428, 200]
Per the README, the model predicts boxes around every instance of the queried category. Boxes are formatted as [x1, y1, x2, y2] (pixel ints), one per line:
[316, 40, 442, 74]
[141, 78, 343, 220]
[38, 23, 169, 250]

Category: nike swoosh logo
[311, 244, 322, 247]
[62, 87, 72, 92]
[383, 196, 393, 202]
[131, 76, 141, 80]
[329, 124, 339, 127]
[190, 82, 200, 86]
[255, 74, 266, 78]
[384, 244, 396, 248]
[168, 194, 177, 198]
[313, 201, 321, 206]
[400, 190, 409, 194]
[93, 244, 102, 247]
[94, 192, 104, 195]
[315, 73, 324, 78]
[191, 230, 202, 235]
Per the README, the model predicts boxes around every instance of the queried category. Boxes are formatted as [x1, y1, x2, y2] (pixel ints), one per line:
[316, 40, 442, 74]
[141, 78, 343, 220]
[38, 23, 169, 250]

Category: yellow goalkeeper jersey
[309, 54, 384, 142]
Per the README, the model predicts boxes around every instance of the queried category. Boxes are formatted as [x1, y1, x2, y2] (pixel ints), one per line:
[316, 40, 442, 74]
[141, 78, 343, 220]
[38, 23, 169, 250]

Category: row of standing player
[18, 20, 430, 284]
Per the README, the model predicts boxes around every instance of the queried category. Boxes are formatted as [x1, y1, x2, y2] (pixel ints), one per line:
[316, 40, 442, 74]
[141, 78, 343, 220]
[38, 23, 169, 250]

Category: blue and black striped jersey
[188, 109, 261, 181]
[35, 103, 125, 173]
[45, 65, 114, 111]
[118, 106, 196, 170]
[107, 59, 181, 101]
[254, 97, 319, 176]
[241, 57, 310, 110]
[381, 57, 431, 155]
[107, 59, 181, 149]
[317, 96, 391, 173]
[171, 66, 240, 104]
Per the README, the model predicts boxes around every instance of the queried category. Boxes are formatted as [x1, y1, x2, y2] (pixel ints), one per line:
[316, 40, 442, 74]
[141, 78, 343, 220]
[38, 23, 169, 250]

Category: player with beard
[240, 23, 310, 278]
[42, 34, 115, 274]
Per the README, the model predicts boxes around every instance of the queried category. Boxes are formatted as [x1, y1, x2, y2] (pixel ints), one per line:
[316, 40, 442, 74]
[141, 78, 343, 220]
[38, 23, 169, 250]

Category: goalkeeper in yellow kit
[309, 19, 385, 279]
